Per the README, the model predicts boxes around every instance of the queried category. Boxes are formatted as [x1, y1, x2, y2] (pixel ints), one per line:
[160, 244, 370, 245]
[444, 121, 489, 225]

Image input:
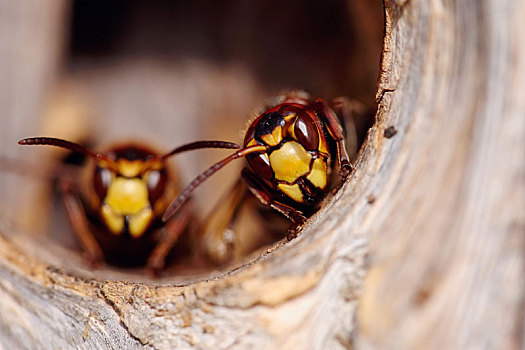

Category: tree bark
[0, 0, 524, 349]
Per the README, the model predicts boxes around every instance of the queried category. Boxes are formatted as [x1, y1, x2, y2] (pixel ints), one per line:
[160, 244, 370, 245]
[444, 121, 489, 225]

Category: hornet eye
[94, 167, 113, 198]
[293, 112, 319, 151]
[145, 170, 166, 202]
[147, 170, 160, 190]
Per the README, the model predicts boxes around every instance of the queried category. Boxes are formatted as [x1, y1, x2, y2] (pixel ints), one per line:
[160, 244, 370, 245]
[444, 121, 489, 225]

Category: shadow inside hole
[68, 0, 382, 139]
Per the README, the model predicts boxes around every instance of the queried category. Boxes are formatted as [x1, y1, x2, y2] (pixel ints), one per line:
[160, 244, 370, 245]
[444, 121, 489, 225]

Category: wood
[0, 0, 523, 349]
[358, 0, 525, 349]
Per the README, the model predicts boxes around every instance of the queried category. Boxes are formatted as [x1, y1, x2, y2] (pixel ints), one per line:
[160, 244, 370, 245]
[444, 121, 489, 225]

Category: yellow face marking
[278, 183, 304, 203]
[105, 177, 149, 215]
[101, 204, 124, 234]
[260, 125, 283, 147]
[117, 160, 144, 177]
[128, 207, 153, 238]
[144, 159, 163, 171]
[98, 160, 117, 172]
[283, 113, 296, 122]
[283, 114, 297, 138]
[246, 138, 258, 147]
[101, 177, 153, 237]
[287, 119, 298, 141]
[318, 135, 329, 154]
[269, 141, 312, 183]
[307, 158, 328, 190]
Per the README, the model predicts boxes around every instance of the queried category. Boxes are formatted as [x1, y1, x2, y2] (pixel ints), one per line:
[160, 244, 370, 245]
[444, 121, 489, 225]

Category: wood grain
[359, 0, 525, 349]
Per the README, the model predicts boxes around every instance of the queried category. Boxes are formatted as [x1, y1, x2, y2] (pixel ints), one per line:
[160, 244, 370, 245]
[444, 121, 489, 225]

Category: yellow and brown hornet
[163, 92, 356, 263]
[18, 137, 239, 273]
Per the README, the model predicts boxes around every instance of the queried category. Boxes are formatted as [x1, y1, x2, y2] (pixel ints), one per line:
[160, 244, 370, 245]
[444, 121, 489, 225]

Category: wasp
[17, 137, 239, 273]
[162, 92, 357, 264]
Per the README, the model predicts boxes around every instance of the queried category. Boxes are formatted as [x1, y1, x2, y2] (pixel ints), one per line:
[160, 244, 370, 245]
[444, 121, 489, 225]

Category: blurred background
[0, 1, 382, 278]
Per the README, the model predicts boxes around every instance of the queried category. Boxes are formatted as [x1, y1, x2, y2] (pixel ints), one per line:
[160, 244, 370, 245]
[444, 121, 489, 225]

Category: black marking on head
[298, 178, 322, 205]
[123, 216, 130, 237]
[254, 112, 285, 142]
[109, 146, 157, 161]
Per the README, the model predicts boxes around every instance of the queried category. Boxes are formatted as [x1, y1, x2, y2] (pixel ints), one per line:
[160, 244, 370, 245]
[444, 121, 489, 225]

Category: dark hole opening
[68, 1, 381, 109]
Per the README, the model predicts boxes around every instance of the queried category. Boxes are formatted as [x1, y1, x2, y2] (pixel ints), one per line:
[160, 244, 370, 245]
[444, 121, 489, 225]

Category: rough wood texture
[0, 0, 524, 349]
[358, 0, 525, 349]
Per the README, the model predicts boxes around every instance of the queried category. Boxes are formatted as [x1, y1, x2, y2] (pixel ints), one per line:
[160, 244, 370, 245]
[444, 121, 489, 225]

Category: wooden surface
[359, 0, 525, 349]
[0, 0, 524, 349]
